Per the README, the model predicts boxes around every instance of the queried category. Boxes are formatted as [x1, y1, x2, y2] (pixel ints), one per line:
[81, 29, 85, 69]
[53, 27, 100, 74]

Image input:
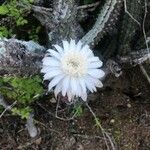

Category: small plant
[12, 106, 32, 119]
[0, 75, 44, 119]
[0, 75, 44, 105]
[0, 0, 34, 26]
[113, 130, 121, 143]
[0, 0, 41, 41]
[28, 26, 41, 41]
[0, 26, 12, 37]
[94, 117, 102, 129]
[72, 104, 83, 117]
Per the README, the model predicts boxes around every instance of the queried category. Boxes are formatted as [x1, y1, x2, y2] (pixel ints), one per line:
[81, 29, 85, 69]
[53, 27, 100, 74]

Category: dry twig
[85, 102, 117, 150]
[0, 101, 17, 118]
[123, 0, 150, 84]
[77, 1, 100, 10]
[123, 0, 141, 26]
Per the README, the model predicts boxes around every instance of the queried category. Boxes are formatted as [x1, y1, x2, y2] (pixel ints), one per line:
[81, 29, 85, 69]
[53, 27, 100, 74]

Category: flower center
[61, 52, 87, 77]
[67, 60, 79, 69]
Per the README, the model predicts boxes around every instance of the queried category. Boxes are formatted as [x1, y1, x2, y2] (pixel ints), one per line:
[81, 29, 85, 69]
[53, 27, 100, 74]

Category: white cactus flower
[41, 40, 105, 101]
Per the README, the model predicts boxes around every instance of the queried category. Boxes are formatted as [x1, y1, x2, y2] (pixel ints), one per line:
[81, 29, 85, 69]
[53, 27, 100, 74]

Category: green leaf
[0, 76, 44, 105]
[0, 26, 11, 38]
[12, 107, 32, 119]
[16, 17, 28, 26]
[0, 6, 9, 15]
[29, 0, 34, 3]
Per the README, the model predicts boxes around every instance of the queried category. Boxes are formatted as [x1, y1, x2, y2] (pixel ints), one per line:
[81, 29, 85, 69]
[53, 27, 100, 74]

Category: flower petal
[48, 74, 65, 91]
[84, 76, 95, 92]
[67, 91, 74, 102]
[62, 76, 70, 96]
[95, 80, 103, 88]
[62, 40, 69, 52]
[87, 75, 99, 92]
[81, 45, 93, 57]
[79, 78, 86, 93]
[88, 57, 103, 67]
[81, 93, 87, 101]
[88, 61, 103, 69]
[70, 39, 76, 51]
[76, 41, 82, 51]
[43, 69, 63, 80]
[53, 44, 63, 54]
[88, 57, 100, 62]
[41, 66, 59, 73]
[42, 57, 60, 66]
[70, 77, 77, 95]
[47, 49, 61, 60]
[54, 81, 63, 98]
[87, 75, 103, 89]
[75, 80, 81, 96]
[88, 69, 105, 79]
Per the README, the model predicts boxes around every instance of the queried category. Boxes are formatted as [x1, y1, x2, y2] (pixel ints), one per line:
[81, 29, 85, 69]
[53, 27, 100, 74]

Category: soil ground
[0, 66, 150, 150]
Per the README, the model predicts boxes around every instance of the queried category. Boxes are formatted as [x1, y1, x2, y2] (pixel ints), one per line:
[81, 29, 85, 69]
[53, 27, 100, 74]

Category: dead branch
[77, 1, 100, 10]
[139, 64, 150, 84]
[32, 5, 53, 27]
[118, 48, 150, 65]
[0, 101, 17, 118]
